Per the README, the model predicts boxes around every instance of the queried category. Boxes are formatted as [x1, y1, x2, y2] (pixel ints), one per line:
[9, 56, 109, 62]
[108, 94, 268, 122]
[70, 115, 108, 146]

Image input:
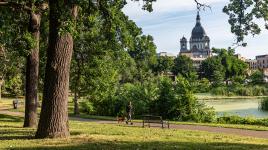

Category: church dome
[191, 25, 206, 39]
[191, 12, 206, 39]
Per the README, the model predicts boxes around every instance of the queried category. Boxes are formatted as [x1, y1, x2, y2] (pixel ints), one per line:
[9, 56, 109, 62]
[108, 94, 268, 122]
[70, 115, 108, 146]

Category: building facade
[246, 59, 258, 70]
[256, 55, 268, 69]
[245, 54, 268, 82]
[179, 12, 211, 68]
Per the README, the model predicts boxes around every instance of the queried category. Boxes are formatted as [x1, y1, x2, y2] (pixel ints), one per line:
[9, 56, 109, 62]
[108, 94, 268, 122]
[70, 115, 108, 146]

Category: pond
[201, 98, 268, 118]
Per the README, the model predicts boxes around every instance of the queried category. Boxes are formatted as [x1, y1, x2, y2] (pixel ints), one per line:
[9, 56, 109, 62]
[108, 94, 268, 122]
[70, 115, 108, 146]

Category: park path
[1, 107, 268, 139]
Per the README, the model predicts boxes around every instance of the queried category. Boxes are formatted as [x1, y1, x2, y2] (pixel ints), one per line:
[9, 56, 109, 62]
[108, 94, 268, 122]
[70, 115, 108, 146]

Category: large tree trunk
[23, 13, 40, 128]
[35, 2, 77, 138]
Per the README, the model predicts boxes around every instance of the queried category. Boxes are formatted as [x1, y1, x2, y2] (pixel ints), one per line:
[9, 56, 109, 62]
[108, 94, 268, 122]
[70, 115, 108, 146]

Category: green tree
[249, 70, 265, 85]
[200, 48, 248, 86]
[200, 57, 225, 82]
[0, 0, 48, 128]
[154, 56, 174, 75]
[172, 55, 195, 77]
[129, 35, 157, 81]
[223, 0, 268, 44]
[212, 70, 225, 87]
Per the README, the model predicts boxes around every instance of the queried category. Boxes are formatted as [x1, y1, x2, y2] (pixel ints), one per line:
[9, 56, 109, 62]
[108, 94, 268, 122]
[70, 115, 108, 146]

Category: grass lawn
[0, 114, 268, 150]
[72, 114, 268, 131]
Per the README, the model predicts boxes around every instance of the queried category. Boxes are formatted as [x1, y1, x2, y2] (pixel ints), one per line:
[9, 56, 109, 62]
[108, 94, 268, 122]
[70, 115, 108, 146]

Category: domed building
[179, 12, 211, 68]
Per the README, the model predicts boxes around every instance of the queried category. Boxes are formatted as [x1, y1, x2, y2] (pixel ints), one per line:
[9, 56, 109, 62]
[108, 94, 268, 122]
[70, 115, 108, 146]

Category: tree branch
[0, 1, 32, 12]
[194, 0, 211, 10]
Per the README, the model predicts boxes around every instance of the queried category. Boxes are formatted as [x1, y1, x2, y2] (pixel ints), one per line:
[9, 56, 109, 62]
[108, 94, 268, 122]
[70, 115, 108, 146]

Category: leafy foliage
[153, 56, 174, 75]
[260, 97, 268, 111]
[200, 48, 248, 87]
[223, 0, 268, 44]
[172, 55, 195, 77]
[249, 70, 265, 85]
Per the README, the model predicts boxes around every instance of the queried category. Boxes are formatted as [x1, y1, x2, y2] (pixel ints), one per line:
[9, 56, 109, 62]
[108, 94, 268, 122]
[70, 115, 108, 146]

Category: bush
[259, 97, 268, 111]
[82, 75, 216, 123]
[193, 102, 216, 123]
[252, 86, 267, 96]
[210, 85, 268, 96]
[196, 78, 211, 93]
[80, 101, 95, 114]
[234, 86, 253, 96]
[210, 87, 228, 96]
[155, 76, 216, 122]
[217, 115, 268, 126]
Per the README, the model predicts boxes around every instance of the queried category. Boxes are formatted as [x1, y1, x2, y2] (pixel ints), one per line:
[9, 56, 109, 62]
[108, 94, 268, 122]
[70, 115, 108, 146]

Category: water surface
[201, 99, 268, 118]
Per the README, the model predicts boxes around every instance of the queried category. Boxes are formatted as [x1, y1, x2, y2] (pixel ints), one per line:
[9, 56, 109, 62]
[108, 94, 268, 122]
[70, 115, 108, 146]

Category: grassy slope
[0, 114, 268, 150]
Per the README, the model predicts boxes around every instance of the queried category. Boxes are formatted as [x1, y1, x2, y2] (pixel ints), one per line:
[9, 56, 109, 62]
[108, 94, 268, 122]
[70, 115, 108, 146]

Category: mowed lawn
[0, 114, 268, 150]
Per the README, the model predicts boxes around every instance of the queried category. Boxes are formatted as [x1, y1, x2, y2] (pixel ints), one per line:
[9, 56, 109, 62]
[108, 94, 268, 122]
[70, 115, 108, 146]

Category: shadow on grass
[0, 131, 82, 141]
[9, 141, 268, 150]
[0, 114, 23, 122]
[0, 135, 34, 140]
[0, 127, 82, 141]
[0, 128, 35, 141]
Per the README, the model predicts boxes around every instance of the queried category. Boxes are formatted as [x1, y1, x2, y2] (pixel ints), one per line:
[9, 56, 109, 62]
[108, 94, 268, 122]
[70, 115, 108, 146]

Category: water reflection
[201, 99, 268, 118]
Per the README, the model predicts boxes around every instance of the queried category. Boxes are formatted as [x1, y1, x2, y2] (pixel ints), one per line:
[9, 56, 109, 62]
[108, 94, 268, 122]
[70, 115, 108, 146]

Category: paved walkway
[1, 108, 268, 139]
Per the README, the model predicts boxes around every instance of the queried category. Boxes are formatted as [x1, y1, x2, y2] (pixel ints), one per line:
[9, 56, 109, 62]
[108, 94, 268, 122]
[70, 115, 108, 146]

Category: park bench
[142, 115, 169, 129]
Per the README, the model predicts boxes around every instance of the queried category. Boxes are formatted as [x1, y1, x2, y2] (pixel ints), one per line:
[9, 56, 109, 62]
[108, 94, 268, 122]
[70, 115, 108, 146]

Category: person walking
[126, 101, 133, 125]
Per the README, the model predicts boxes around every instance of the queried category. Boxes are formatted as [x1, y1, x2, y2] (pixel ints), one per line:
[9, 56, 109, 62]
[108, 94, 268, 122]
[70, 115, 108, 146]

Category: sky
[122, 0, 268, 59]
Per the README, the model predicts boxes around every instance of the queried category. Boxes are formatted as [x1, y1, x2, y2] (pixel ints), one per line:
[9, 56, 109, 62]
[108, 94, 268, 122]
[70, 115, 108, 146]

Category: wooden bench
[142, 115, 169, 129]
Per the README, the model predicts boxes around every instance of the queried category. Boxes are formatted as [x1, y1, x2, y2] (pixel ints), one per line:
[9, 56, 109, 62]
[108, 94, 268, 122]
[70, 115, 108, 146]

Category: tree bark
[23, 13, 40, 128]
[35, 2, 77, 138]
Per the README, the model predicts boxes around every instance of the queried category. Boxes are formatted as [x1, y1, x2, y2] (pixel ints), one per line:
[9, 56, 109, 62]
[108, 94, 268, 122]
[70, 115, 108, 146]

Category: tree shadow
[0, 114, 23, 122]
[9, 140, 268, 150]
[0, 129, 35, 141]
[0, 128, 82, 141]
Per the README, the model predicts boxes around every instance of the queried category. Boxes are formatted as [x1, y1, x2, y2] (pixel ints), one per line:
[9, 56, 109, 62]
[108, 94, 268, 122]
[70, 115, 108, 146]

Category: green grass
[0, 114, 268, 150]
[73, 113, 268, 131]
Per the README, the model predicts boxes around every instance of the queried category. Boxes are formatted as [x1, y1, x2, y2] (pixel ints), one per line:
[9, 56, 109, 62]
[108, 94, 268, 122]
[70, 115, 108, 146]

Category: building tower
[180, 36, 187, 52]
[188, 11, 211, 57]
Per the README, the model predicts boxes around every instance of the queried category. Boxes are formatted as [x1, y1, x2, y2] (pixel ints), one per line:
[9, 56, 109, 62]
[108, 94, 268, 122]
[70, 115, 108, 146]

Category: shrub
[193, 102, 216, 123]
[168, 76, 215, 122]
[80, 101, 95, 114]
[234, 86, 253, 96]
[217, 115, 268, 126]
[196, 78, 211, 93]
[259, 97, 268, 111]
[253, 86, 267, 96]
[210, 85, 267, 96]
[210, 87, 228, 96]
